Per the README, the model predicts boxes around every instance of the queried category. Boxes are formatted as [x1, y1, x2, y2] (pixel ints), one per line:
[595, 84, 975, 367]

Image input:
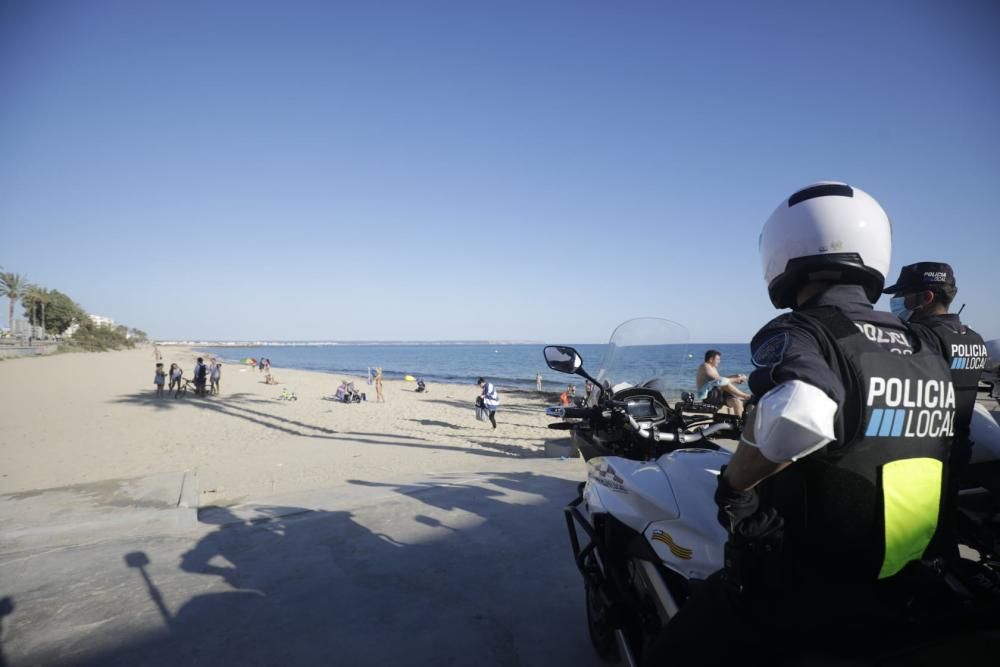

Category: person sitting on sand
[265, 372, 278, 385]
[695, 349, 750, 417]
[415, 378, 427, 393]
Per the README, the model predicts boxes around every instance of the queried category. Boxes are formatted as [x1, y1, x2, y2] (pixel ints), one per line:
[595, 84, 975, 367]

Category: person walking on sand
[476, 377, 500, 429]
[153, 345, 162, 361]
[535, 371, 543, 392]
[374, 367, 384, 403]
[169, 363, 183, 397]
[154, 363, 166, 397]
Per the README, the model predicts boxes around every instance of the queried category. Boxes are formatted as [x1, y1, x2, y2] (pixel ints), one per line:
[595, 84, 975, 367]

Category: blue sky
[2, 0, 998, 343]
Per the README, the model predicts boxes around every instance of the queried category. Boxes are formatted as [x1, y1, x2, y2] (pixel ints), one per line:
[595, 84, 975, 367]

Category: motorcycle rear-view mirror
[544, 346, 583, 374]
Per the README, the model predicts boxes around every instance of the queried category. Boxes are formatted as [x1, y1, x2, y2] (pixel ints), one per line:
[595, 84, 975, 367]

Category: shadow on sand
[67, 471, 597, 666]
[109, 392, 540, 460]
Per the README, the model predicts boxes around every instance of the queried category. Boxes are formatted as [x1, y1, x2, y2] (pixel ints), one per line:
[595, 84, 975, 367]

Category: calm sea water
[198, 343, 752, 395]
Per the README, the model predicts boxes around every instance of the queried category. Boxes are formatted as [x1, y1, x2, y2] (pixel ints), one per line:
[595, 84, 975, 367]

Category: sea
[197, 343, 752, 396]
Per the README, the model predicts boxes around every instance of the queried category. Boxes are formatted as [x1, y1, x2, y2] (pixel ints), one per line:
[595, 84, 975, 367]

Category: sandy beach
[0, 346, 565, 506]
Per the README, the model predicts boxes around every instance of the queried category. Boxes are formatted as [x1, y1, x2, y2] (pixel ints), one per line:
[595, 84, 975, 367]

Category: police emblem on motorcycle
[651, 530, 693, 560]
[589, 461, 627, 493]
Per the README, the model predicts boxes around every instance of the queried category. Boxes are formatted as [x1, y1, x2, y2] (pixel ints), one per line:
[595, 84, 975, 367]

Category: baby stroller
[415, 378, 427, 393]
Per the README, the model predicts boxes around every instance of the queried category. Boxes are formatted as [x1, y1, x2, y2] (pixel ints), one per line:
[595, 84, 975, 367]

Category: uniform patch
[752, 332, 789, 368]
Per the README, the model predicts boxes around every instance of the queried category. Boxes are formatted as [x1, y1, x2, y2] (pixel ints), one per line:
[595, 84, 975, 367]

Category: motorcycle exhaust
[614, 629, 639, 667]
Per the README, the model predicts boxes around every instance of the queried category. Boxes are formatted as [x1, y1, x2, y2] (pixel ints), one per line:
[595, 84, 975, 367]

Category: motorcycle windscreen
[594, 318, 690, 405]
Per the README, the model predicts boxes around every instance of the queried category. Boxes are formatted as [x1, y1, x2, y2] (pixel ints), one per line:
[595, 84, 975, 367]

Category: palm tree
[0, 272, 29, 335]
[37, 288, 53, 334]
[23, 285, 43, 329]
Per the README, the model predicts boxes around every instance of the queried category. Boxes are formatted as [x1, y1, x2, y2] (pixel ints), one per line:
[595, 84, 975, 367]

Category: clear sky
[2, 0, 998, 343]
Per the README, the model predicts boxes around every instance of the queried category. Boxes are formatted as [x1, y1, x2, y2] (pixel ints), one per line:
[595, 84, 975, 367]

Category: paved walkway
[0, 460, 602, 667]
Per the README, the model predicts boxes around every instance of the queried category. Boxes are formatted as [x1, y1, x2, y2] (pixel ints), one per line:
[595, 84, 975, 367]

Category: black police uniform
[915, 313, 988, 462]
[644, 285, 956, 665]
[750, 285, 955, 581]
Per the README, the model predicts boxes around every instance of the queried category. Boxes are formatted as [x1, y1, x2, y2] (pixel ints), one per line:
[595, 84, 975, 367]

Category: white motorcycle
[544, 318, 1000, 666]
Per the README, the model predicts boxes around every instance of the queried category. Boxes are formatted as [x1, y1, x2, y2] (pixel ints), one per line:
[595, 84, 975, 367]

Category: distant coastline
[157, 340, 546, 347]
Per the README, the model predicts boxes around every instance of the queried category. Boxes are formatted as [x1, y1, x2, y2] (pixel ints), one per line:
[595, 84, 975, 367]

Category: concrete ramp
[0, 461, 600, 667]
[0, 471, 198, 554]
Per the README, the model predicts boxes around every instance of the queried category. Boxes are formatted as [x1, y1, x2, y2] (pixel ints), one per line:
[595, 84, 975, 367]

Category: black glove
[724, 508, 785, 602]
[714, 465, 759, 531]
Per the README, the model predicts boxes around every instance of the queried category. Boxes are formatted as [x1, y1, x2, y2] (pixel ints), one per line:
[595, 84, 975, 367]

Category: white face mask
[890, 296, 913, 321]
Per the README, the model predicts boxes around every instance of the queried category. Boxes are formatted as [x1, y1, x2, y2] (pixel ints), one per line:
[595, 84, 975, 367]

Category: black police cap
[882, 262, 956, 294]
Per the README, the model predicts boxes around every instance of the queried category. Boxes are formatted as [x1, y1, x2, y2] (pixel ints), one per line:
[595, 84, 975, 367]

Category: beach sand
[0, 347, 567, 506]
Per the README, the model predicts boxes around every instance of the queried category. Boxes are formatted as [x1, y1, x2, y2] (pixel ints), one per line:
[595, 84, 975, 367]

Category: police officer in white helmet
[645, 183, 961, 664]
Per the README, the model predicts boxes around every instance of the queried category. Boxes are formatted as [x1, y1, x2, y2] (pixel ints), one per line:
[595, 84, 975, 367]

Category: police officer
[645, 183, 958, 665]
[884, 262, 988, 468]
[884, 263, 990, 558]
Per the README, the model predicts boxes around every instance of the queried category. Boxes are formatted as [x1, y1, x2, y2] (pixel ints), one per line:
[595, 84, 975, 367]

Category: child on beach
[210, 361, 222, 394]
[154, 363, 166, 397]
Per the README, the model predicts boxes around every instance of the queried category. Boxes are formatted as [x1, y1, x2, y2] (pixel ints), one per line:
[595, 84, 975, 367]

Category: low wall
[0, 343, 60, 360]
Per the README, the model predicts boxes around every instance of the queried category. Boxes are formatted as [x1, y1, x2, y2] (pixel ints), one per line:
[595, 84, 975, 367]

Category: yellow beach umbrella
[404, 375, 416, 382]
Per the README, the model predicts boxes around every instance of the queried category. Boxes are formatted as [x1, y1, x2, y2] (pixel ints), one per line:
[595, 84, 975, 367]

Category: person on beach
[154, 363, 166, 397]
[193, 357, 208, 396]
[535, 371, 543, 392]
[153, 345, 162, 361]
[559, 385, 572, 406]
[476, 377, 500, 429]
[210, 360, 222, 394]
[374, 367, 384, 403]
[264, 358, 271, 374]
[695, 349, 750, 417]
[169, 363, 183, 397]
[583, 380, 595, 405]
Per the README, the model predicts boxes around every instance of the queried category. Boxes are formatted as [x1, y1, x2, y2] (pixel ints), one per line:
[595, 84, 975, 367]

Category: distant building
[89, 314, 116, 328]
[10, 319, 45, 339]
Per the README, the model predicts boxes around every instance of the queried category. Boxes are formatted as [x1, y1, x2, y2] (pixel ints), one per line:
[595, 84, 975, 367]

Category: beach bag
[475, 405, 488, 422]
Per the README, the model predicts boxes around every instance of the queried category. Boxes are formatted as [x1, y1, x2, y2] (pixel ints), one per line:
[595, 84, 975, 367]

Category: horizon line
[156, 339, 752, 346]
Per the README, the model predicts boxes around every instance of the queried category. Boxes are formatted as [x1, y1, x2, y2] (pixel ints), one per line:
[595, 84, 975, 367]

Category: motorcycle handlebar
[626, 415, 735, 443]
[545, 406, 597, 419]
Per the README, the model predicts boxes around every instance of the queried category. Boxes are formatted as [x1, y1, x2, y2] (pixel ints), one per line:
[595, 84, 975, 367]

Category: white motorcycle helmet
[759, 182, 892, 309]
